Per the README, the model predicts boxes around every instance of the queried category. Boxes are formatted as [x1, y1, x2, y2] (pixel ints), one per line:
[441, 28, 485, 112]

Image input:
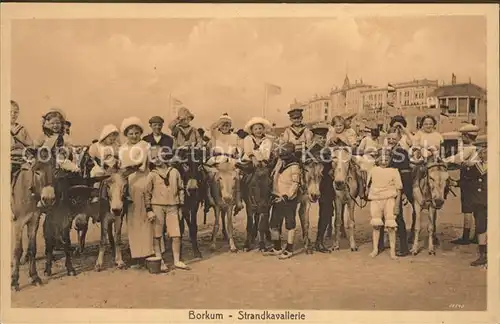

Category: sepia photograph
[1, 3, 499, 324]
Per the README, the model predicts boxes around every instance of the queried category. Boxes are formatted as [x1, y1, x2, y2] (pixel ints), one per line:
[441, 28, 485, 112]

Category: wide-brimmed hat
[149, 116, 164, 124]
[459, 124, 480, 135]
[177, 107, 194, 121]
[120, 116, 144, 135]
[244, 117, 272, 134]
[99, 124, 119, 142]
[43, 108, 66, 121]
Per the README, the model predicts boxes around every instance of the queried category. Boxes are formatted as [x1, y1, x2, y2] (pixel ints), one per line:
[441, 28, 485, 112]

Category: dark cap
[149, 116, 164, 124]
[287, 108, 303, 119]
[65, 120, 72, 127]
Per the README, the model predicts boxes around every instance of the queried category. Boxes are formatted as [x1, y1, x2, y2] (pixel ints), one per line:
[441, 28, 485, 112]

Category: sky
[11, 16, 486, 144]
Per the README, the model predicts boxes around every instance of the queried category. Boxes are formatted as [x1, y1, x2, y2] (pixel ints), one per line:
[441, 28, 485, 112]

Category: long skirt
[127, 170, 154, 259]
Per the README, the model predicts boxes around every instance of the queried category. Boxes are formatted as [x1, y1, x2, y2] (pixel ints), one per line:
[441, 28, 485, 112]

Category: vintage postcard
[1, 3, 499, 324]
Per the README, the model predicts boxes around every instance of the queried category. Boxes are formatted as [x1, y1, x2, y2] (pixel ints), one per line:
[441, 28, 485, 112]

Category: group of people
[10, 98, 488, 271]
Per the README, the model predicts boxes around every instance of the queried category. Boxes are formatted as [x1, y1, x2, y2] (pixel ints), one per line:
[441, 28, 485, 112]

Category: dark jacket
[465, 163, 487, 207]
[143, 133, 174, 150]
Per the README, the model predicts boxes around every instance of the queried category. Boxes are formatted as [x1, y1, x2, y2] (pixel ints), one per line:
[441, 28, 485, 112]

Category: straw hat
[458, 124, 480, 135]
[43, 108, 67, 121]
[244, 117, 272, 134]
[99, 124, 119, 142]
[120, 116, 144, 135]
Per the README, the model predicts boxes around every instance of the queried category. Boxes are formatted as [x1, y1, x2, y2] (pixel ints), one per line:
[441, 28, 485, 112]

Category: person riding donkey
[88, 124, 121, 206]
[326, 115, 368, 201]
[10, 100, 34, 186]
[205, 113, 244, 214]
[168, 107, 204, 190]
[443, 123, 481, 245]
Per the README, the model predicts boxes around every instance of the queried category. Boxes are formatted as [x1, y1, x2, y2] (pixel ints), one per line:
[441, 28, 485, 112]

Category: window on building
[324, 115, 328, 121]
[458, 98, 468, 116]
[447, 98, 457, 114]
[416, 116, 423, 129]
[439, 98, 446, 107]
[471, 119, 476, 125]
[324, 108, 328, 114]
[469, 98, 476, 114]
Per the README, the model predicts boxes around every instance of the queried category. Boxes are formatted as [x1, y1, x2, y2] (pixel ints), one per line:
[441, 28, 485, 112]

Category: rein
[417, 162, 448, 208]
[332, 153, 367, 209]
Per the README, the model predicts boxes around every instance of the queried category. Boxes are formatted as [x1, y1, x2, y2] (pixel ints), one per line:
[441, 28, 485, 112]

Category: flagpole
[262, 84, 268, 118]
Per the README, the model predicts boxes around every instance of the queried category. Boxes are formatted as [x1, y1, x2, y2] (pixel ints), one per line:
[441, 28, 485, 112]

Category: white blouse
[118, 140, 150, 171]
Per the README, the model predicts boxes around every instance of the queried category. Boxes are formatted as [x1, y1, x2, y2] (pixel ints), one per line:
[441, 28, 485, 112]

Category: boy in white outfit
[367, 148, 403, 260]
[144, 149, 190, 271]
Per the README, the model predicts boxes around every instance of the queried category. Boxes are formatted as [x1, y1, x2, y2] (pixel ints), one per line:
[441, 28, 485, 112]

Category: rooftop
[430, 83, 486, 98]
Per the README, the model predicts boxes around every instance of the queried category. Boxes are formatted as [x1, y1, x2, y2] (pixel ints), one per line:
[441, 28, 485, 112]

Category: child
[88, 124, 120, 203]
[412, 115, 443, 161]
[280, 108, 313, 153]
[367, 148, 403, 260]
[266, 142, 301, 259]
[328, 115, 367, 199]
[466, 136, 487, 267]
[385, 115, 413, 151]
[326, 115, 357, 148]
[168, 107, 202, 149]
[144, 149, 190, 271]
[11, 100, 33, 182]
[242, 117, 274, 166]
[443, 123, 480, 245]
[342, 112, 358, 144]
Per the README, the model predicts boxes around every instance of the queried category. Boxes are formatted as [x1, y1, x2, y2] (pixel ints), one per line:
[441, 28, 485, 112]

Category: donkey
[205, 161, 241, 252]
[93, 164, 140, 271]
[11, 150, 56, 291]
[330, 146, 360, 252]
[296, 155, 324, 254]
[239, 161, 273, 252]
[410, 156, 449, 255]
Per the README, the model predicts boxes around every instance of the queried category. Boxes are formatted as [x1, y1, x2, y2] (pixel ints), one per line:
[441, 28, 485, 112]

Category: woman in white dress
[118, 116, 153, 268]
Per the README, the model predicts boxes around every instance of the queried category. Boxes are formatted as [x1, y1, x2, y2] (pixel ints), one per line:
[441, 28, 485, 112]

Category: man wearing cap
[143, 116, 174, 168]
[280, 108, 313, 153]
[310, 122, 334, 251]
[443, 123, 481, 245]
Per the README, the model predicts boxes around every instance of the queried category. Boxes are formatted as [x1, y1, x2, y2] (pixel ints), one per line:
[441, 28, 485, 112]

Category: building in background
[330, 75, 374, 118]
[360, 78, 439, 131]
[289, 95, 330, 125]
[428, 77, 487, 134]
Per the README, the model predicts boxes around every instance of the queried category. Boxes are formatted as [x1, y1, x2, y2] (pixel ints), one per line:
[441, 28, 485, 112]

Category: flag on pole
[265, 83, 282, 96]
[387, 83, 396, 93]
[172, 97, 183, 106]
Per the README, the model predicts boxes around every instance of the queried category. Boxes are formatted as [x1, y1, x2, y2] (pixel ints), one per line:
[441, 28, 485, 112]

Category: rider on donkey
[10, 100, 34, 185]
[279, 108, 313, 155]
[205, 113, 244, 213]
[327, 115, 368, 201]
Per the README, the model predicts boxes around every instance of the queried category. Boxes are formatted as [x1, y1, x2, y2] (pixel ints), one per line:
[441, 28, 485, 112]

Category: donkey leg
[410, 204, 423, 255]
[243, 204, 254, 251]
[210, 207, 220, 251]
[95, 215, 108, 272]
[334, 201, 344, 251]
[226, 209, 238, 253]
[114, 214, 126, 268]
[27, 214, 43, 285]
[62, 222, 77, 276]
[346, 203, 358, 251]
[11, 220, 24, 291]
[428, 208, 437, 255]
[107, 219, 116, 260]
[43, 217, 55, 277]
[189, 203, 202, 258]
[221, 210, 228, 241]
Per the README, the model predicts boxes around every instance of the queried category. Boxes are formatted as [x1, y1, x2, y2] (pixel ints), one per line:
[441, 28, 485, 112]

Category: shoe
[263, 248, 282, 256]
[470, 255, 487, 267]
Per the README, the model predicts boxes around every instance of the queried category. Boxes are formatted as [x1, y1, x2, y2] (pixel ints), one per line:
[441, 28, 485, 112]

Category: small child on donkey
[265, 142, 301, 259]
[367, 148, 403, 260]
[144, 148, 190, 272]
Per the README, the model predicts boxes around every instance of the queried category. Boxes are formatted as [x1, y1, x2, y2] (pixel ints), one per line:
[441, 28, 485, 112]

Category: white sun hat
[99, 124, 120, 142]
[120, 116, 144, 135]
[244, 117, 272, 134]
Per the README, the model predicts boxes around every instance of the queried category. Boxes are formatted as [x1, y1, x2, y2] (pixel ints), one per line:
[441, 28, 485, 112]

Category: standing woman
[119, 117, 153, 268]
